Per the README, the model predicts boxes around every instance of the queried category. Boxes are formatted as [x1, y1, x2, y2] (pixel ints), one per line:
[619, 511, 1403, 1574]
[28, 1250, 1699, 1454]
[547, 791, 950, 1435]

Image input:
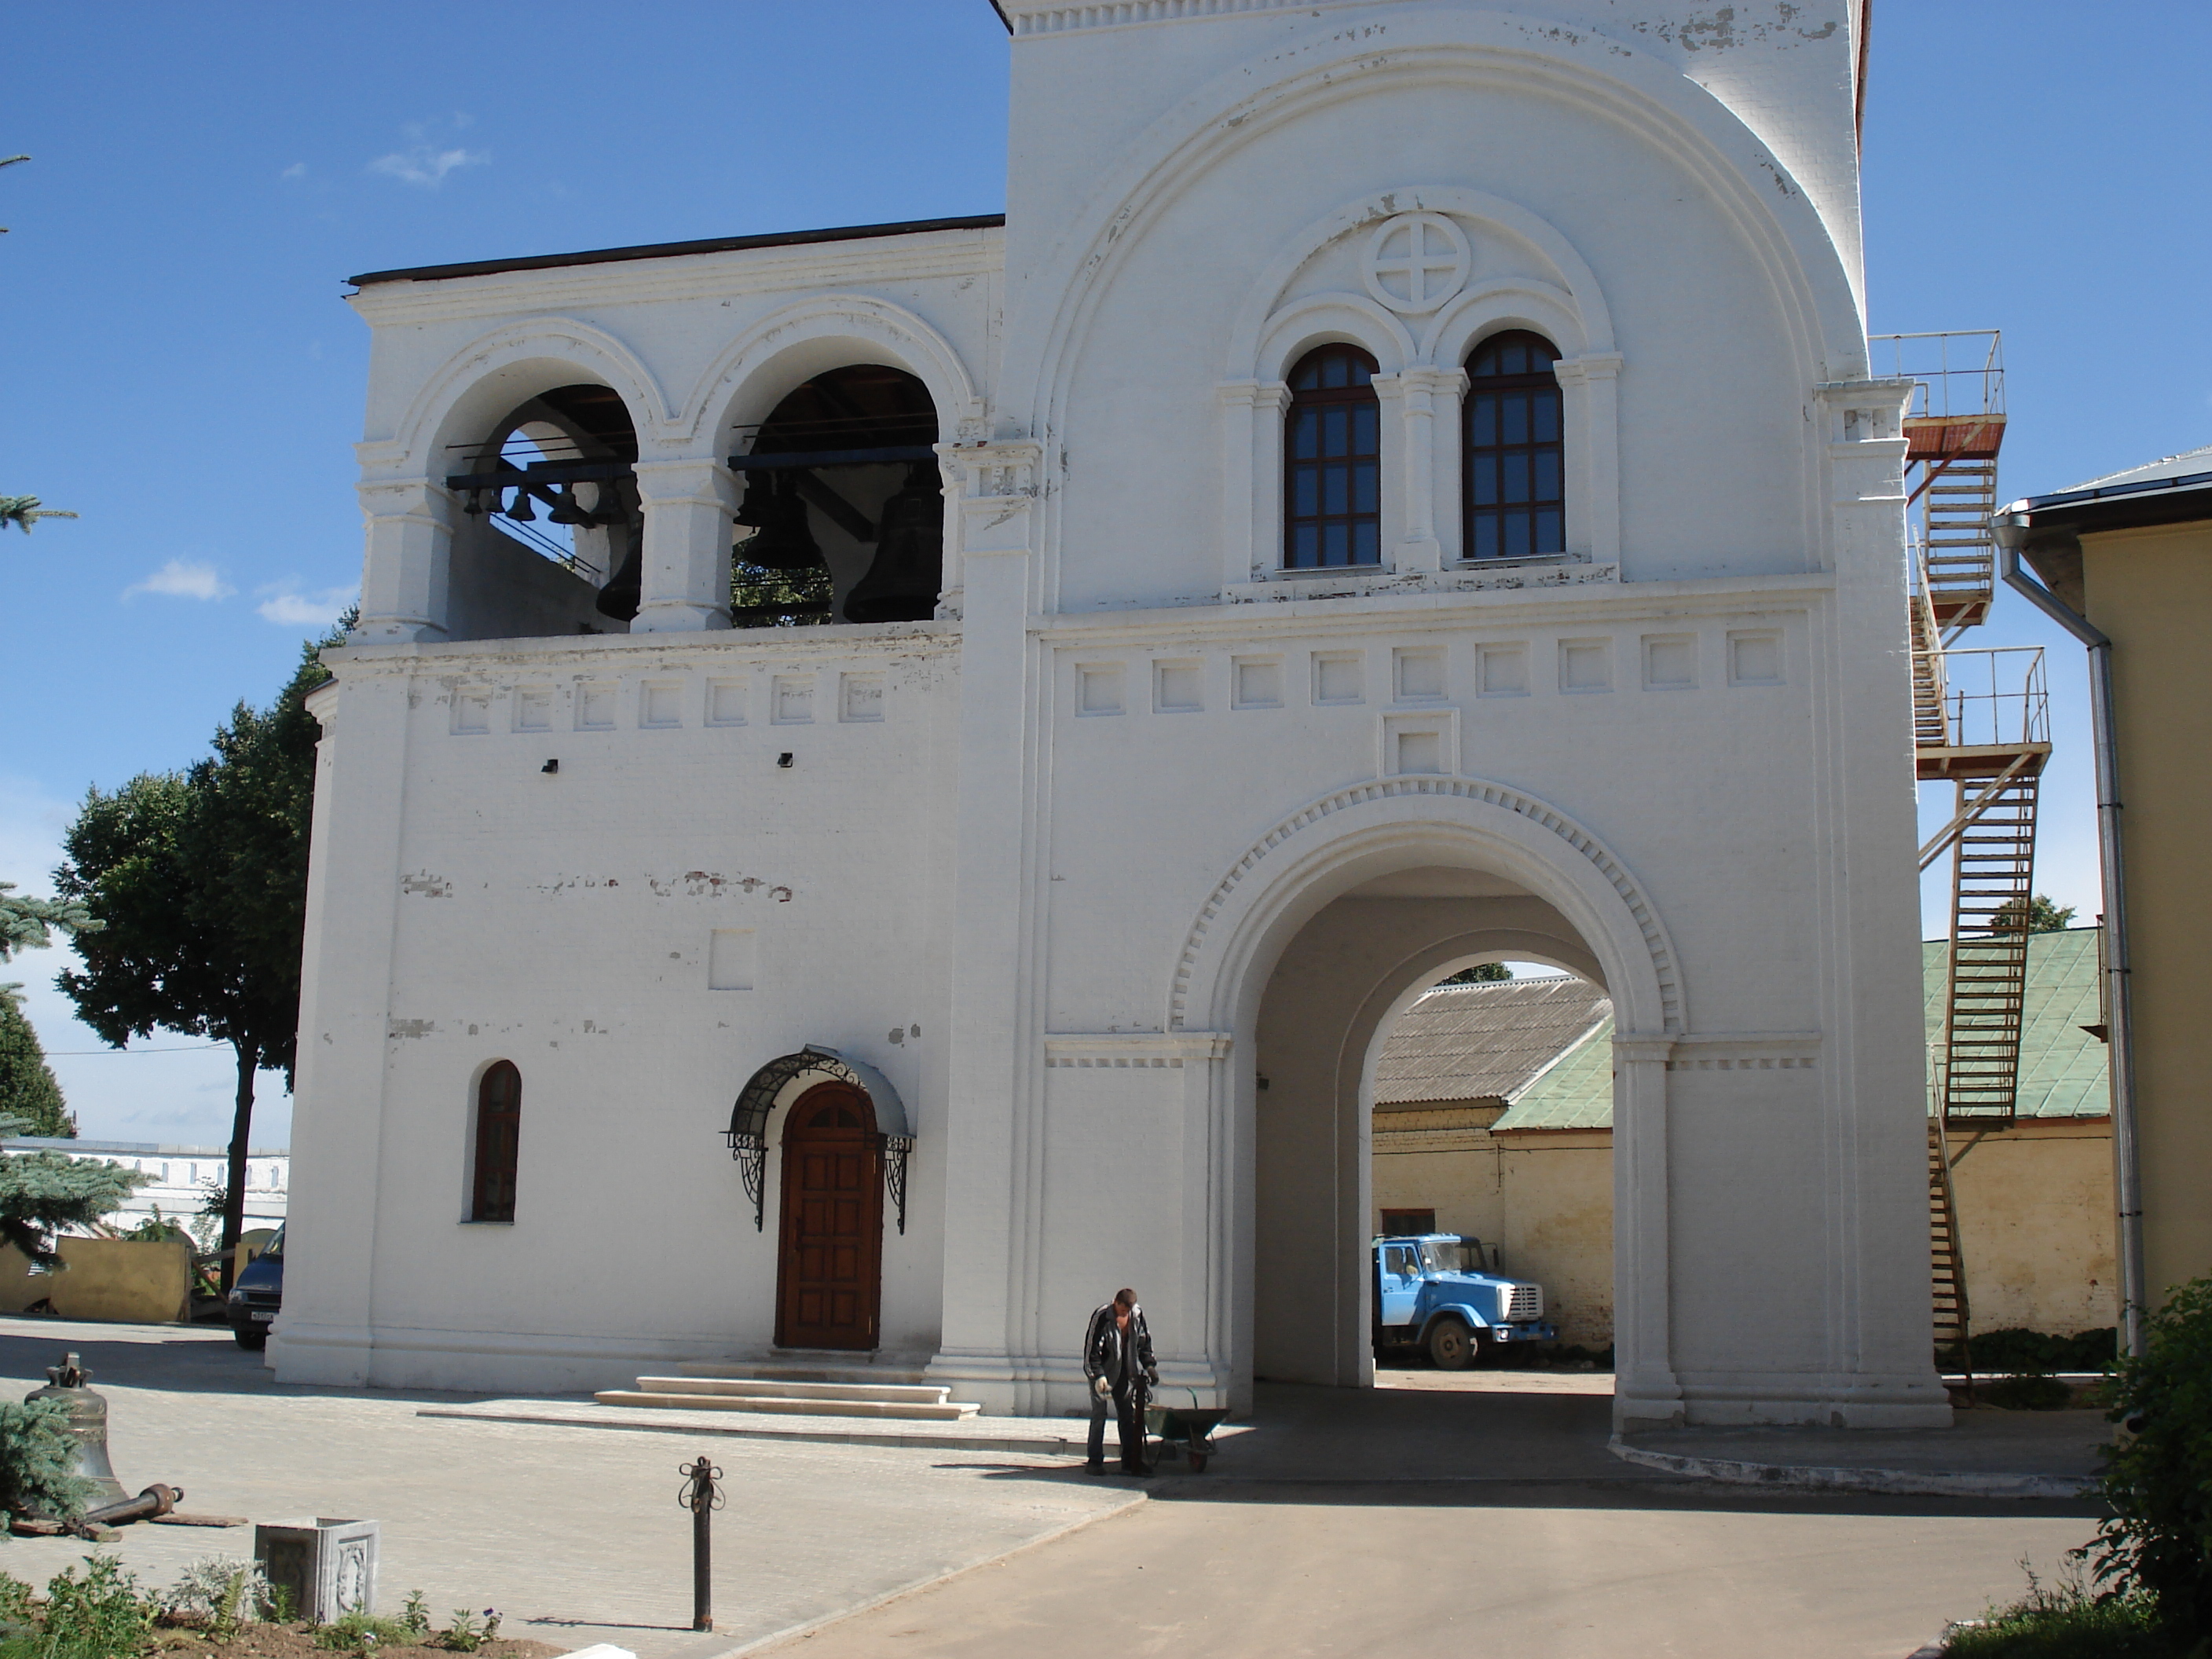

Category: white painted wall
[280, 1, 1944, 1429]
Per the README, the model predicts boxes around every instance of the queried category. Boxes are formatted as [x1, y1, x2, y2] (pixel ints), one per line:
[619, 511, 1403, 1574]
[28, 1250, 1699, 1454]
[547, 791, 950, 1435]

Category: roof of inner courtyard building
[346, 214, 1007, 289]
[1372, 975, 1611, 1108]
[1375, 928, 2111, 1133]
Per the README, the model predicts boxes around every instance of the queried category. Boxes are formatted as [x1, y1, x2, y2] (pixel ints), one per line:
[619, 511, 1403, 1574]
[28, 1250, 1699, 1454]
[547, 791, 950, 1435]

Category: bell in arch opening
[731, 364, 942, 627]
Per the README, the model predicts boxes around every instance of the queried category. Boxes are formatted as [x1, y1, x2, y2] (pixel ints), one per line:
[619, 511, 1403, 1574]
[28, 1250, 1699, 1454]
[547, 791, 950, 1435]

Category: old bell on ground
[733, 473, 823, 572]
[841, 461, 943, 624]
[24, 1354, 128, 1506]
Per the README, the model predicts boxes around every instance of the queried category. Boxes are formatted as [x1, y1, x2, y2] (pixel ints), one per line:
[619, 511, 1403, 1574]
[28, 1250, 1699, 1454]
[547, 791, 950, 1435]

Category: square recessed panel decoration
[1393, 647, 1446, 702]
[1381, 709, 1457, 776]
[772, 675, 815, 724]
[1643, 635, 1697, 691]
[451, 688, 491, 736]
[706, 679, 749, 727]
[1155, 659, 1203, 713]
[577, 683, 616, 731]
[1396, 731, 1443, 774]
[1478, 644, 1529, 698]
[1232, 656, 1284, 709]
[1729, 630, 1785, 687]
[841, 672, 885, 723]
[1313, 650, 1364, 705]
[707, 928, 756, 991]
[514, 688, 553, 734]
[1077, 663, 1125, 716]
[1559, 639, 1613, 694]
[642, 681, 683, 729]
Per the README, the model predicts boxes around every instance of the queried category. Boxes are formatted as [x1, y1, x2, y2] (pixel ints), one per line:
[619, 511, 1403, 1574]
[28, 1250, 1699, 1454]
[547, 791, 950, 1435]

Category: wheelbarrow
[1144, 1391, 1229, 1473]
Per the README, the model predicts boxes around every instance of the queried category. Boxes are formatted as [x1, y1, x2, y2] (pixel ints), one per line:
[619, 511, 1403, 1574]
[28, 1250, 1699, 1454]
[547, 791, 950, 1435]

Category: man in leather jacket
[1083, 1287, 1157, 1474]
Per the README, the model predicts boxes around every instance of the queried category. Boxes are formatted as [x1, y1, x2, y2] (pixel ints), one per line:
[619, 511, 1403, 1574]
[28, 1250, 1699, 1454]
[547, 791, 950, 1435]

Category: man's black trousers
[1086, 1380, 1143, 1470]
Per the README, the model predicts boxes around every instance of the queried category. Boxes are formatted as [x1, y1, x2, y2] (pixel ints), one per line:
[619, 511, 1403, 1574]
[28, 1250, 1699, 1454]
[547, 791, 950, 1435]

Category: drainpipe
[1993, 517, 2144, 1357]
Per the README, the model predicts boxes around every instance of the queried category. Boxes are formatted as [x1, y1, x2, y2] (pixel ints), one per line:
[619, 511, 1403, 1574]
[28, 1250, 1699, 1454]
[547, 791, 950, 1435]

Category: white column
[354, 479, 453, 643]
[928, 441, 1045, 1415]
[630, 459, 738, 633]
[1554, 353, 1624, 565]
[1611, 1031, 1683, 1428]
[1393, 368, 1458, 573]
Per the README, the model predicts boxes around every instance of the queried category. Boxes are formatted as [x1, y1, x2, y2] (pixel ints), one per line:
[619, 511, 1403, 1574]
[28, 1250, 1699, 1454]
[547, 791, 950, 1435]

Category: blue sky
[2, 2, 2206, 1144]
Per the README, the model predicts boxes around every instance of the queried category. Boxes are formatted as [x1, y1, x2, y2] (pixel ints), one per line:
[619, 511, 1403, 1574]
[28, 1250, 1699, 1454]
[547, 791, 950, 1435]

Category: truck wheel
[233, 1328, 266, 1351]
[1427, 1317, 1474, 1371]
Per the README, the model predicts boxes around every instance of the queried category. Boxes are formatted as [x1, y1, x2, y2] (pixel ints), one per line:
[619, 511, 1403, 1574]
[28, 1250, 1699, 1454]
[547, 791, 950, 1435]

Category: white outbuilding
[276, 0, 1948, 1430]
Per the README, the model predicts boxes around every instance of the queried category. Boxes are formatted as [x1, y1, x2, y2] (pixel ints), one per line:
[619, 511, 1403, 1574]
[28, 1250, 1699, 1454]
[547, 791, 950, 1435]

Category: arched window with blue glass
[1463, 331, 1564, 560]
[1284, 344, 1381, 569]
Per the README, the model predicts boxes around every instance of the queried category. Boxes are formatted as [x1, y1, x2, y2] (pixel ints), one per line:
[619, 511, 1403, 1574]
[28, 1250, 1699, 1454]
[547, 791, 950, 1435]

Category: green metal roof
[1489, 927, 2110, 1133]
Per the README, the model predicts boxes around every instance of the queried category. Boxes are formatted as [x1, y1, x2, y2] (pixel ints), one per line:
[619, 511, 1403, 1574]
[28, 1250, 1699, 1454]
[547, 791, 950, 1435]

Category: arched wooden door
[774, 1082, 883, 1350]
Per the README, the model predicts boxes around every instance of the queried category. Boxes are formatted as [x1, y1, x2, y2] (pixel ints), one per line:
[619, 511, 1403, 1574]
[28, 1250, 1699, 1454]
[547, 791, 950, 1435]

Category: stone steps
[594, 1371, 980, 1421]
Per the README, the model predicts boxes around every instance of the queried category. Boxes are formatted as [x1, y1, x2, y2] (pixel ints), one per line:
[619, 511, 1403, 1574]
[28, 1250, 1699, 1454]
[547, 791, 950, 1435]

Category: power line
[42, 1044, 228, 1057]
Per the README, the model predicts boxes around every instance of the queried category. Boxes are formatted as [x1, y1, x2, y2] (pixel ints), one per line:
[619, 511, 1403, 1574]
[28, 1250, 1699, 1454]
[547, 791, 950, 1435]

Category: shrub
[2090, 1278, 2212, 1644]
[1960, 1328, 2122, 1375]
[0, 1400, 97, 1523]
[1945, 1566, 2170, 1657]
[162, 1557, 267, 1642]
[440, 1607, 500, 1652]
[38, 1555, 156, 1658]
[315, 1610, 417, 1654]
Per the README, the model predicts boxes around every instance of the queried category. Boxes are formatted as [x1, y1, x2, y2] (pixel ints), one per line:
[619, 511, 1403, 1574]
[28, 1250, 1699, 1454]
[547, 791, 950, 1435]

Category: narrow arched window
[1464, 331, 1564, 560]
[1284, 345, 1381, 569]
[471, 1062, 522, 1223]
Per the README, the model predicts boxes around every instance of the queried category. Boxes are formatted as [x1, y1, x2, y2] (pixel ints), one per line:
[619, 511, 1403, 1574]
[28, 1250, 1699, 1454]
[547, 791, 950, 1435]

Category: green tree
[0, 1133, 142, 1265]
[0, 496, 76, 534]
[55, 628, 338, 1286]
[1442, 962, 1513, 984]
[0, 990, 71, 1139]
[1991, 894, 2078, 936]
[0, 883, 92, 963]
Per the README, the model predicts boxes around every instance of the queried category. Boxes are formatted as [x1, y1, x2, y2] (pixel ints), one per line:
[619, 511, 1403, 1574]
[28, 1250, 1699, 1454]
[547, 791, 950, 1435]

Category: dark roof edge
[347, 214, 1008, 290]
[990, 0, 1013, 30]
[2007, 469, 2212, 534]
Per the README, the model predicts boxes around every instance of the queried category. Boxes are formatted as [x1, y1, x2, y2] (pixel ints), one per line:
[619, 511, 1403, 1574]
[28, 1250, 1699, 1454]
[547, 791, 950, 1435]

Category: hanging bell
[843, 462, 944, 624]
[732, 473, 822, 572]
[462, 489, 486, 517]
[595, 527, 643, 621]
[505, 482, 537, 522]
[546, 482, 591, 526]
[23, 1353, 128, 1506]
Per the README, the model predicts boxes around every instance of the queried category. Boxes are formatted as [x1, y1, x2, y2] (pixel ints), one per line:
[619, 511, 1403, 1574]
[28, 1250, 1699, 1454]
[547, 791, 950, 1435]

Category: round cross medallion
[1362, 213, 1470, 315]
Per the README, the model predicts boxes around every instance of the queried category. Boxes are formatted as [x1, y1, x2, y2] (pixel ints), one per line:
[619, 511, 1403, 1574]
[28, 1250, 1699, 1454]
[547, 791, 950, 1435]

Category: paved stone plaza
[0, 1320, 2107, 1657]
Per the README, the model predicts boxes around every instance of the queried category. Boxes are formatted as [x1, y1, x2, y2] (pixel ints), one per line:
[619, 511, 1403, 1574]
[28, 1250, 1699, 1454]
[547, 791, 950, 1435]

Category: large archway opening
[730, 364, 943, 628]
[444, 382, 641, 639]
[1247, 860, 1617, 1402]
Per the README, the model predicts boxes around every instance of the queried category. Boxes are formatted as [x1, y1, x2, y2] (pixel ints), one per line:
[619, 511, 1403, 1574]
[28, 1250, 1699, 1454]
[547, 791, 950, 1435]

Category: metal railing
[1931, 646, 2047, 749]
[1869, 329, 2005, 419]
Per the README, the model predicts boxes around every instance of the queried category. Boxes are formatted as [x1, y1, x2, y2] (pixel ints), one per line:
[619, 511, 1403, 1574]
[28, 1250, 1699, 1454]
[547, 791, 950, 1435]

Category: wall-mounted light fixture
[777, 753, 794, 769]
[541, 759, 559, 775]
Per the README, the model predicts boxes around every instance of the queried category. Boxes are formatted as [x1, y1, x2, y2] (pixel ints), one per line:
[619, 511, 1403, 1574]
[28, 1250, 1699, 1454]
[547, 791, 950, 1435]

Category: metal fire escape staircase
[1875, 331, 2049, 1374]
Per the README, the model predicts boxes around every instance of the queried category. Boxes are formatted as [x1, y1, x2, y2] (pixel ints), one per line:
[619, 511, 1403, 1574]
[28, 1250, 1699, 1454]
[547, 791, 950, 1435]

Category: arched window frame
[1280, 344, 1385, 572]
[1461, 330, 1567, 562]
[468, 1060, 522, 1225]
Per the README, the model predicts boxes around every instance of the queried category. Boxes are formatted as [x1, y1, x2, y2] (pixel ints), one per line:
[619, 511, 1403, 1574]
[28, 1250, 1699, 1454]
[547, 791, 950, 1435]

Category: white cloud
[123, 559, 232, 602]
[279, 161, 307, 181]
[256, 586, 357, 628]
[368, 145, 488, 189]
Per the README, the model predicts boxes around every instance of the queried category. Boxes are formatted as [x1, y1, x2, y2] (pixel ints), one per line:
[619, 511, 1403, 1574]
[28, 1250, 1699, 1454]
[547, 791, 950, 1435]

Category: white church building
[275, 0, 1948, 1430]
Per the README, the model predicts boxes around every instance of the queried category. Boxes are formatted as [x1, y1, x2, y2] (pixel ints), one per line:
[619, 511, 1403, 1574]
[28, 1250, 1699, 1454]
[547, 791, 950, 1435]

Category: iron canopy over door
[774, 1082, 883, 1350]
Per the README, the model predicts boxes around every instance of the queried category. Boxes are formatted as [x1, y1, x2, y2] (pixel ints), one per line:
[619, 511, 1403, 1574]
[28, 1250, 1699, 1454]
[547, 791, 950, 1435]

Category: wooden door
[774, 1082, 883, 1350]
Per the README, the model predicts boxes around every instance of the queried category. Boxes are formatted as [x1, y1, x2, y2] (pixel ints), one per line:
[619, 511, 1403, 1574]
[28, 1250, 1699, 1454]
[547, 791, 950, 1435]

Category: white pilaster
[1393, 368, 1457, 573]
[1554, 353, 1624, 565]
[630, 459, 739, 633]
[1612, 1031, 1683, 1428]
[354, 480, 454, 643]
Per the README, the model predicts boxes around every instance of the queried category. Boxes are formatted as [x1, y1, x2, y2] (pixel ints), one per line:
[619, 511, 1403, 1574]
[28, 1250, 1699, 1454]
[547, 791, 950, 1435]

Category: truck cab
[1372, 1233, 1558, 1369]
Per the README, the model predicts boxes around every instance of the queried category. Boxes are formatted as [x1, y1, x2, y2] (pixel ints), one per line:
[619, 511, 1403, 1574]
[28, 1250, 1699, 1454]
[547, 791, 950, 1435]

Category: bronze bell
[843, 462, 943, 624]
[24, 1353, 127, 1506]
[594, 528, 643, 621]
[733, 473, 823, 572]
[546, 482, 589, 526]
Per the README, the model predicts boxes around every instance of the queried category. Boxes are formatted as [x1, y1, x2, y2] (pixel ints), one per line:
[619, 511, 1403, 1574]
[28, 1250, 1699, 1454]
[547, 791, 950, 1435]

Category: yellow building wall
[2085, 520, 2212, 1304]
[1372, 1128, 1614, 1346]
[1379, 1122, 2117, 1351]
[0, 1239, 192, 1324]
[1948, 1122, 2119, 1336]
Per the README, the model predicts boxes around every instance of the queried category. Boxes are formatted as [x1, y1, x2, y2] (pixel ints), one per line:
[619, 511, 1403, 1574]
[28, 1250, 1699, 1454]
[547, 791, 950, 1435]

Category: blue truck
[1372, 1233, 1558, 1369]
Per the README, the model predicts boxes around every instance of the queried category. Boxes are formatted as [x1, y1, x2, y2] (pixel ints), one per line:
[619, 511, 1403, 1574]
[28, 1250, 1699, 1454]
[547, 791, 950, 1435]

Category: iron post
[677, 1452, 723, 1632]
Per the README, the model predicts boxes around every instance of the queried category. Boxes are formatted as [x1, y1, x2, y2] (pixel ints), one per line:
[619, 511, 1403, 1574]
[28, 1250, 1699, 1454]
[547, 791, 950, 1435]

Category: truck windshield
[1418, 1239, 1481, 1275]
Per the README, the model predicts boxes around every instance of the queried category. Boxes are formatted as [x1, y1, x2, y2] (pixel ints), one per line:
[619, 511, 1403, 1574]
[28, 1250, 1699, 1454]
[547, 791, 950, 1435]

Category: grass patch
[1944, 1573, 2178, 1658]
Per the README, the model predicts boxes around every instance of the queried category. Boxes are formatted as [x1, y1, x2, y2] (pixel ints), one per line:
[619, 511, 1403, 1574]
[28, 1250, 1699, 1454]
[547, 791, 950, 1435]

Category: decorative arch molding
[1170, 775, 1684, 1038]
[1251, 291, 1415, 384]
[377, 317, 672, 481]
[679, 293, 984, 451]
[1228, 186, 1615, 379]
[724, 1043, 914, 1235]
[1006, 13, 1863, 440]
